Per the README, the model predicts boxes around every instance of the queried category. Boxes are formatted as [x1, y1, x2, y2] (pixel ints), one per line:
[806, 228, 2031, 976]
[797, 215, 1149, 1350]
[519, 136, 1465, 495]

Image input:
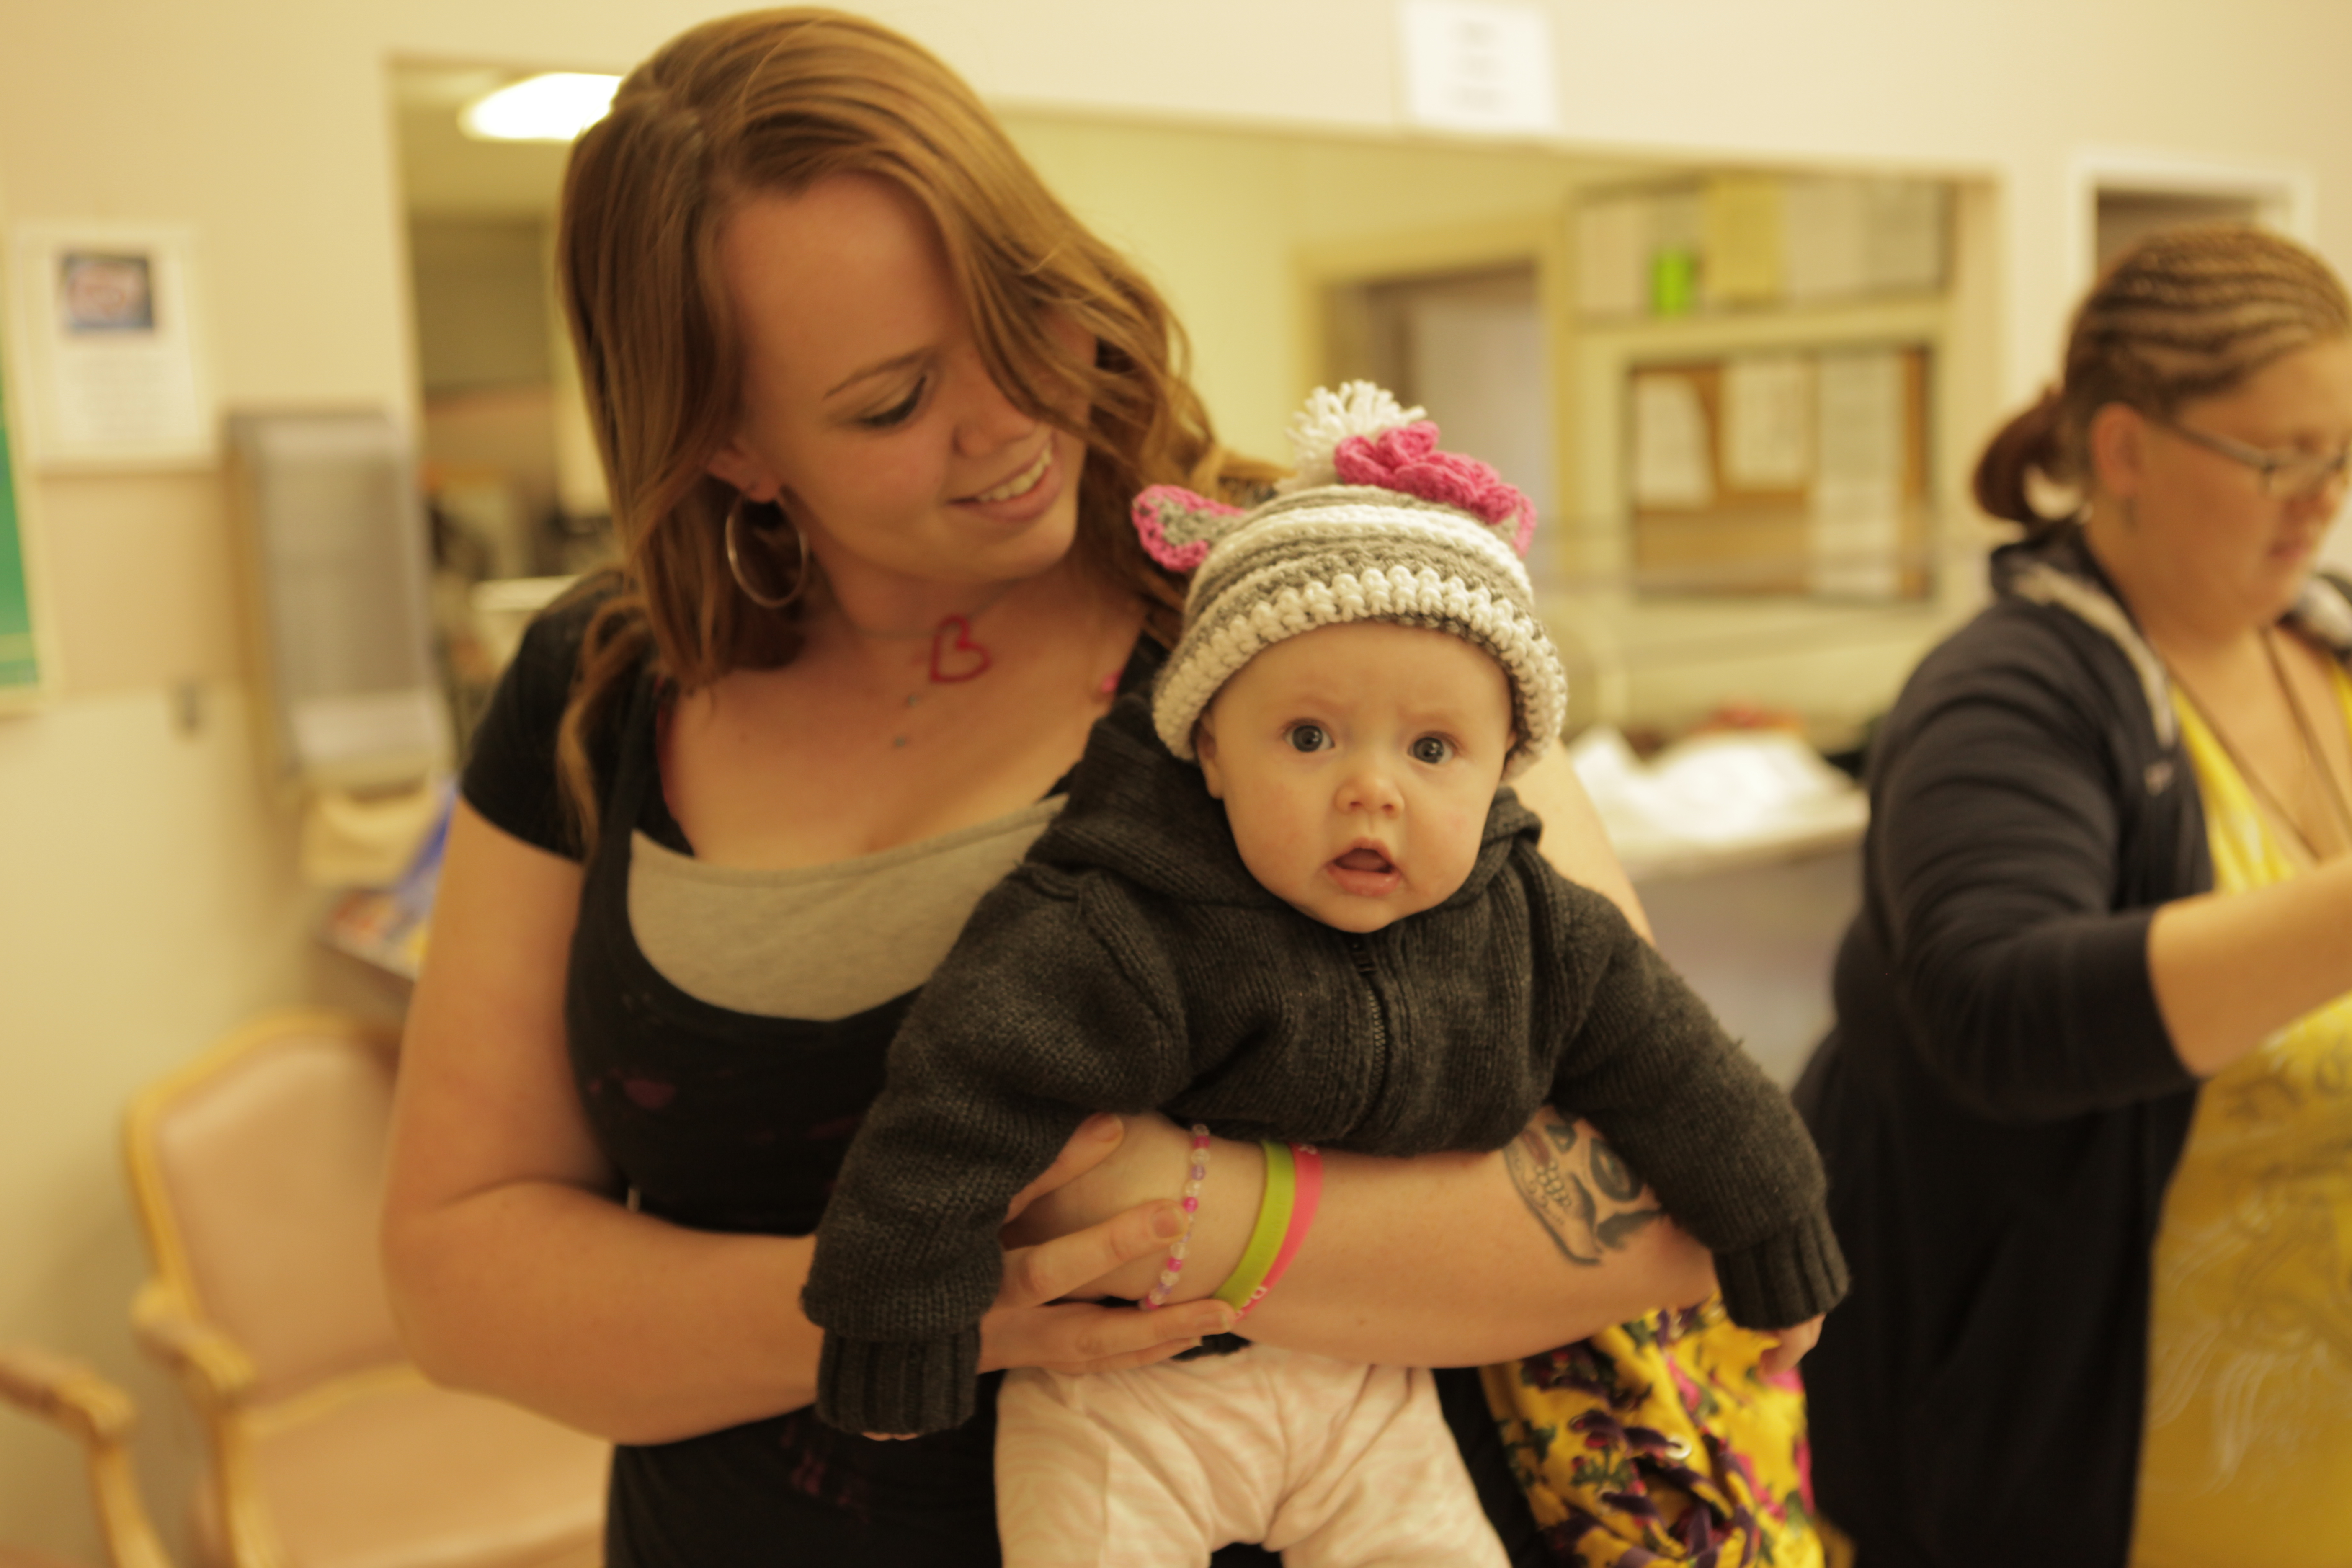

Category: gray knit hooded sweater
[802, 691, 1847, 1436]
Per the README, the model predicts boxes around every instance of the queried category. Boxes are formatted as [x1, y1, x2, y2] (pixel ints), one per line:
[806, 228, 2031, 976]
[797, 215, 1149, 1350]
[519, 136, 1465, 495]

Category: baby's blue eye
[1286, 724, 1330, 753]
[1410, 735, 1455, 766]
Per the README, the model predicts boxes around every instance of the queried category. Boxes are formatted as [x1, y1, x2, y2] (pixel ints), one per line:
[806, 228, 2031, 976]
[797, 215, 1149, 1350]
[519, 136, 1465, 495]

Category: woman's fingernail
[1150, 1204, 1184, 1240]
[1080, 1112, 1122, 1142]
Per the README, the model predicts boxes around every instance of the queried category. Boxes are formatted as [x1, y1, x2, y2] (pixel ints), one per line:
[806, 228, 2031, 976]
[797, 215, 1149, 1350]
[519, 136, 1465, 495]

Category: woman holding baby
[382, 10, 1816, 1565]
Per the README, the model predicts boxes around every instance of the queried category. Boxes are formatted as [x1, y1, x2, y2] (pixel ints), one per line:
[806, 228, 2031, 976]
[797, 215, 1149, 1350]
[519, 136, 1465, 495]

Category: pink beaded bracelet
[1139, 1124, 1213, 1310]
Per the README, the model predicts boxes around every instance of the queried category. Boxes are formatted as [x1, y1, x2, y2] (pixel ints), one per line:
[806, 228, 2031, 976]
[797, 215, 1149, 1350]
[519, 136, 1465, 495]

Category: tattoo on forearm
[1596, 1208, 1662, 1248]
[1506, 1128, 1599, 1265]
[1588, 1135, 1646, 1204]
[1505, 1116, 1664, 1267]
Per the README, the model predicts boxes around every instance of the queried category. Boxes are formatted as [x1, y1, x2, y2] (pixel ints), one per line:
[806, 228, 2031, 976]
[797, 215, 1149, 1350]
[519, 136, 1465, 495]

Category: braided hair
[1976, 224, 2352, 535]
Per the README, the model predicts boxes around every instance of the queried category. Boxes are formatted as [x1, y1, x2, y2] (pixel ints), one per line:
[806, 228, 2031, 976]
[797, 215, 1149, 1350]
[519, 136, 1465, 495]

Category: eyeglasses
[2159, 418, 2352, 500]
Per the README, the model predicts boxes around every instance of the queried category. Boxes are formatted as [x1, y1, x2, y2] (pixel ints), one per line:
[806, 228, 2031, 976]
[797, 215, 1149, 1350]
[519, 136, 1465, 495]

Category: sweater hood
[1989, 524, 2352, 751]
[1034, 690, 1538, 911]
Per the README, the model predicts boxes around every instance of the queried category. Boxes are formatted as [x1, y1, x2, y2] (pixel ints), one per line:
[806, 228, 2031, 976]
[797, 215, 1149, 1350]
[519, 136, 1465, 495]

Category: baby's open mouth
[1334, 847, 1395, 874]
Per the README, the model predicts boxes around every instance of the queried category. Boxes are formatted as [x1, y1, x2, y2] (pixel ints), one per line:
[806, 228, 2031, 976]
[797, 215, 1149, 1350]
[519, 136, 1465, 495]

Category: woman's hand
[977, 1114, 1235, 1377]
[1758, 1314, 1823, 1376]
[864, 1118, 1230, 1439]
[999, 1110, 1195, 1251]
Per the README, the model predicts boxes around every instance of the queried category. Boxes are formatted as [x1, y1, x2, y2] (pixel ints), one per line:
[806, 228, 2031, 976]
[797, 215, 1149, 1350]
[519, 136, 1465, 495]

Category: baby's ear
[1132, 485, 1247, 572]
[1192, 714, 1226, 798]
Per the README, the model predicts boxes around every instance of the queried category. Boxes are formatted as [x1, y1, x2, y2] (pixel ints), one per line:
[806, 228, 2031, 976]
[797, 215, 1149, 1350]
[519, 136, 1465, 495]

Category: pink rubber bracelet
[1238, 1142, 1322, 1318]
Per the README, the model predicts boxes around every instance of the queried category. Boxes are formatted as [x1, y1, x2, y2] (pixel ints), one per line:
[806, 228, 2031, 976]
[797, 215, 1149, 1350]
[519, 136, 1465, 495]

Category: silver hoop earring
[725, 499, 811, 611]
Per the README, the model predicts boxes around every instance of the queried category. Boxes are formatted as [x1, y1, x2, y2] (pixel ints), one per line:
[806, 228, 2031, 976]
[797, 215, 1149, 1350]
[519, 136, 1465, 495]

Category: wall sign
[1396, 0, 1559, 137]
[8, 222, 215, 469]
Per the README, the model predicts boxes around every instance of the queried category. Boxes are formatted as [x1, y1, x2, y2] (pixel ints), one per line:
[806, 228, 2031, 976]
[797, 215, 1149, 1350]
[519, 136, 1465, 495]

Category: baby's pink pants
[995, 1344, 1511, 1567]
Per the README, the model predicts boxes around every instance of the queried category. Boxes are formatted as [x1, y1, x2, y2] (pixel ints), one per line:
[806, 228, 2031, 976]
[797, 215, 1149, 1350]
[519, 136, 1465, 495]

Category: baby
[804, 384, 1846, 1566]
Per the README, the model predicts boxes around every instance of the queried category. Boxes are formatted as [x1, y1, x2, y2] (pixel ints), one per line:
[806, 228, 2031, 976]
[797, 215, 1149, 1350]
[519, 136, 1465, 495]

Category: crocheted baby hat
[1135, 381, 1568, 778]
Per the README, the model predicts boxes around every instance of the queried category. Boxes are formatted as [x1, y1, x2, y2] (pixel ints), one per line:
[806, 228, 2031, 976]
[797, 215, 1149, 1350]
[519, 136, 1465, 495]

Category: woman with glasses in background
[1797, 224, 2352, 1567]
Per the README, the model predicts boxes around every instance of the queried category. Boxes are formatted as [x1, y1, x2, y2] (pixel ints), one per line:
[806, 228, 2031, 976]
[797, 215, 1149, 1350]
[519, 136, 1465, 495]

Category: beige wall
[1001, 114, 1654, 464]
[7, 0, 2352, 1556]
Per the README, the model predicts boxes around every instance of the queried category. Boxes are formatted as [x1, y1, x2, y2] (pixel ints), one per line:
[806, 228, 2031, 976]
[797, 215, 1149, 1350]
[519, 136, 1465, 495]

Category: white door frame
[2065, 147, 2316, 289]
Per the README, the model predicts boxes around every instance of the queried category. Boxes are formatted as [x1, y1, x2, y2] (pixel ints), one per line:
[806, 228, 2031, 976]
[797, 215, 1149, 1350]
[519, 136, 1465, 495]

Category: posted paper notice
[1631, 372, 1715, 509]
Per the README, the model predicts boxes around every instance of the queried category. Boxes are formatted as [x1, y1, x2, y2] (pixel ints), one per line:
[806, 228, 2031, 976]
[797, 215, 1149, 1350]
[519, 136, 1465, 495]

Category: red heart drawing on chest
[929, 614, 993, 683]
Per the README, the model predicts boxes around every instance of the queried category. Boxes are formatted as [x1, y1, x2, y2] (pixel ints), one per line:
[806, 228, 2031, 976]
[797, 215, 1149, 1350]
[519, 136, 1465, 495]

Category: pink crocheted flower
[1332, 420, 1537, 559]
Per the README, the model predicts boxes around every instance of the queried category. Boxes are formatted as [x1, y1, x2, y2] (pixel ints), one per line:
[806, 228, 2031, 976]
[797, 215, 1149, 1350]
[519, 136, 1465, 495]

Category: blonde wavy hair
[552, 8, 1268, 846]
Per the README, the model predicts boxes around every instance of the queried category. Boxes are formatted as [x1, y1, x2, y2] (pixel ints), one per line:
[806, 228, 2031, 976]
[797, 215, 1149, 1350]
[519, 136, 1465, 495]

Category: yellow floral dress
[1483, 1300, 1830, 1568]
[2130, 676, 2352, 1566]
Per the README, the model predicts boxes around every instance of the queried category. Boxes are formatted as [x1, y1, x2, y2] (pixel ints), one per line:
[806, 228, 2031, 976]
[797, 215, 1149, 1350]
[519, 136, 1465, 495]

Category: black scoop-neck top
[459, 596, 1538, 1566]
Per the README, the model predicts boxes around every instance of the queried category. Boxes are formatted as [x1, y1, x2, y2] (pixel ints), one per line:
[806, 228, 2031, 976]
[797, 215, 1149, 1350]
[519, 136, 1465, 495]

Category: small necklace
[2264, 631, 2352, 854]
[842, 583, 1018, 678]
[886, 622, 993, 749]
[827, 587, 1013, 748]
[2167, 629, 2352, 861]
[881, 606, 1132, 752]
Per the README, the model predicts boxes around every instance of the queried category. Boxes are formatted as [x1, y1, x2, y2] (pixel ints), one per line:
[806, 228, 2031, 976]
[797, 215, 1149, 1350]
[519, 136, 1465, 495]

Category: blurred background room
[4, 1, 2350, 1560]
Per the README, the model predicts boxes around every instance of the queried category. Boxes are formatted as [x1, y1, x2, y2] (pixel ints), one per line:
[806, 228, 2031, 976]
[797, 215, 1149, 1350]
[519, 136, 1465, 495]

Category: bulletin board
[1625, 344, 1932, 601]
[0, 320, 41, 703]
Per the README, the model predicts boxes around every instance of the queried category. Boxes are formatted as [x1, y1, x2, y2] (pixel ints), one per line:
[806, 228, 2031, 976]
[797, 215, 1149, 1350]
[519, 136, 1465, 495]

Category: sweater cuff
[1712, 1207, 1849, 1330]
[815, 1328, 982, 1435]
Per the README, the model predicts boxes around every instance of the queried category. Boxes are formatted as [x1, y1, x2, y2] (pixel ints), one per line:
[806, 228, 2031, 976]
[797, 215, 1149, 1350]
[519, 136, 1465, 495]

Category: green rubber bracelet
[1213, 1141, 1295, 1312]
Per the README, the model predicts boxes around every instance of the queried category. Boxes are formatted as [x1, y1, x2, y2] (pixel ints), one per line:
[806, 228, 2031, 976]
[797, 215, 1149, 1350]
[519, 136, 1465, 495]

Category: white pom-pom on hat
[1279, 380, 1426, 491]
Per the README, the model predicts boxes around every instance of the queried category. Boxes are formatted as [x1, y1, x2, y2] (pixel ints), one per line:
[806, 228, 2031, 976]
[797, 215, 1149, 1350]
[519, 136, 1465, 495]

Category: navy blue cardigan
[1797, 529, 2352, 1566]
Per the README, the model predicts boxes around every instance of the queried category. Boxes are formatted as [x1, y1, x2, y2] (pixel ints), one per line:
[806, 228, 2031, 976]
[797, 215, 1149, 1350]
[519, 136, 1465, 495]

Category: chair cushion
[151, 1032, 405, 1403]
[220, 1380, 606, 1568]
[0, 1545, 88, 1568]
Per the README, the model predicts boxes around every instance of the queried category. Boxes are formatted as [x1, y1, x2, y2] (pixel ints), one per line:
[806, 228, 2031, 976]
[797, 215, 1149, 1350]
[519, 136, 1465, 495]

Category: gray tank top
[624, 799, 1065, 1020]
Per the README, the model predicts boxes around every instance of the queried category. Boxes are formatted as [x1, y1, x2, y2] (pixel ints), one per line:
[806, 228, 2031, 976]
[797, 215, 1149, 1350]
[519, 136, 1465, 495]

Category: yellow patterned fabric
[1483, 1300, 1826, 1568]
[2130, 677, 2352, 1567]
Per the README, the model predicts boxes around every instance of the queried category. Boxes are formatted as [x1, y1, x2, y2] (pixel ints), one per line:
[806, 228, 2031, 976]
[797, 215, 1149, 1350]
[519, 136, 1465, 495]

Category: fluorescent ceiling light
[459, 73, 620, 142]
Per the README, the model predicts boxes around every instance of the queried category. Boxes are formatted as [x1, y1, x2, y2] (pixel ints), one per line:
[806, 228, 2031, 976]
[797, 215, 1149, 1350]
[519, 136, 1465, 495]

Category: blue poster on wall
[0, 325, 36, 696]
